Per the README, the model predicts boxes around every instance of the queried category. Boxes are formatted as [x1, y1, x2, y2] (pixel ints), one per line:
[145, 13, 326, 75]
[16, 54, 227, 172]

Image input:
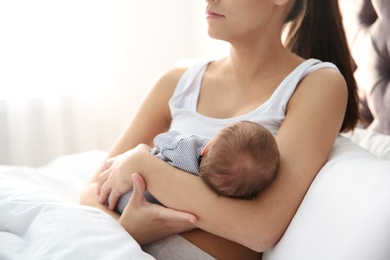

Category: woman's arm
[118, 173, 198, 244]
[127, 68, 348, 252]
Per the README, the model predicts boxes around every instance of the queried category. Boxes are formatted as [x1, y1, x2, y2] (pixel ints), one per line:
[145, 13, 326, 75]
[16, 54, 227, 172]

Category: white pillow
[342, 128, 390, 160]
[263, 136, 390, 260]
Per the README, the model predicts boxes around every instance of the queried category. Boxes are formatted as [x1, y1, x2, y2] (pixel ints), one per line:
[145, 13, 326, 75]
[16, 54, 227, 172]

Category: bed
[1, 131, 390, 259]
[0, 150, 154, 260]
[1, 0, 390, 259]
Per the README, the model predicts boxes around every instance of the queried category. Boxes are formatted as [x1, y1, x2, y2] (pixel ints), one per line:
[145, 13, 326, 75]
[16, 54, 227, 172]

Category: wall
[0, 0, 228, 166]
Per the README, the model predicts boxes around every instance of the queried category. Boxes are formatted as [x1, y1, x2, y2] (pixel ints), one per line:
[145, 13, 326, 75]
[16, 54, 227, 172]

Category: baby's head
[199, 121, 279, 199]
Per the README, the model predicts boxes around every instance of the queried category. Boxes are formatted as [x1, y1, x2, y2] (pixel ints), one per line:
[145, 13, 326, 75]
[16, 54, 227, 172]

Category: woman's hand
[97, 151, 135, 209]
[96, 144, 152, 209]
[119, 173, 198, 245]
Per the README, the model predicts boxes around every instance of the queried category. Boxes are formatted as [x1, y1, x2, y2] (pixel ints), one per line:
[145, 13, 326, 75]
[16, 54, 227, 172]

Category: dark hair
[284, 0, 360, 132]
[199, 121, 279, 199]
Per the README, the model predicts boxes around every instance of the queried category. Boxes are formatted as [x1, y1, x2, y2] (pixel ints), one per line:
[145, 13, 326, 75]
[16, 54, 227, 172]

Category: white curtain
[0, 0, 228, 167]
[0, 97, 119, 166]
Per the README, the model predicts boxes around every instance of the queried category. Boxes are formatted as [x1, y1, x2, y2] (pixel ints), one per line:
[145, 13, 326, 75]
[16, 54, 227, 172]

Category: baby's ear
[201, 142, 209, 156]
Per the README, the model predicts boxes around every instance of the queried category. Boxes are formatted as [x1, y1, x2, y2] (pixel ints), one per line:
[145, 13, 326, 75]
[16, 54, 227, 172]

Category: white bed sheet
[1, 130, 390, 260]
[0, 150, 155, 260]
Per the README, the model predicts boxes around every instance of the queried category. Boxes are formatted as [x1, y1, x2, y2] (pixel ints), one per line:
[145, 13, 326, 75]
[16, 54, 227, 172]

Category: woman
[80, 0, 359, 258]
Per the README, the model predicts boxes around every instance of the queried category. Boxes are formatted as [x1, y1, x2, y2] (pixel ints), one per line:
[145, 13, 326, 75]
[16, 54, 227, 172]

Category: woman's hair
[199, 121, 279, 199]
[284, 0, 360, 132]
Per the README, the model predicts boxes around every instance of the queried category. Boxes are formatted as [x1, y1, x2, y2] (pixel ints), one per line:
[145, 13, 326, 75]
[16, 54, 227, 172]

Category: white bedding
[264, 135, 390, 260]
[0, 150, 154, 260]
[342, 128, 390, 160]
[1, 130, 390, 259]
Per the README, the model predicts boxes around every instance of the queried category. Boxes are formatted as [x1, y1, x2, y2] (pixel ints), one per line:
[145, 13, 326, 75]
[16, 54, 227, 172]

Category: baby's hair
[199, 121, 279, 199]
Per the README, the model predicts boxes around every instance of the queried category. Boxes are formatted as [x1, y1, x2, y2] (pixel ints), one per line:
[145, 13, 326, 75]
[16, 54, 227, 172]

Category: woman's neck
[223, 41, 298, 83]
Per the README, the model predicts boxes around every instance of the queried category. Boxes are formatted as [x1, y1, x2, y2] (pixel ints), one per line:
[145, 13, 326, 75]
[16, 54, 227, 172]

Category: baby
[111, 121, 279, 213]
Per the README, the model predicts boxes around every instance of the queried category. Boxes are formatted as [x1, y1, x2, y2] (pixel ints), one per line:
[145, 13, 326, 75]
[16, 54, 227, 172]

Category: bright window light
[0, 0, 122, 99]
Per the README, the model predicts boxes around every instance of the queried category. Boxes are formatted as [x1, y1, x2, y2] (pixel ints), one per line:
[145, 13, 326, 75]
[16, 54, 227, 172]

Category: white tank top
[168, 59, 338, 138]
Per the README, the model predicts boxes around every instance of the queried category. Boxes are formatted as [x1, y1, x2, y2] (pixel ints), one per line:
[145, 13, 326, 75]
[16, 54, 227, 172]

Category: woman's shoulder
[145, 67, 189, 101]
[289, 62, 347, 110]
[156, 67, 189, 87]
[302, 59, 344, 85]
[156, 60, 212, 87]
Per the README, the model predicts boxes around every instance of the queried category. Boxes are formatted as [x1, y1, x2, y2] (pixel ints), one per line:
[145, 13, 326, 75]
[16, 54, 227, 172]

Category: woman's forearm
[117, 173, 197, 245]
[129, 150, 289, 252]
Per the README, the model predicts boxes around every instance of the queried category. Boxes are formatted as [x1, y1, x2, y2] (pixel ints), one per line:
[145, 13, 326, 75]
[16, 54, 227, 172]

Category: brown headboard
[339, 0, 390, 134]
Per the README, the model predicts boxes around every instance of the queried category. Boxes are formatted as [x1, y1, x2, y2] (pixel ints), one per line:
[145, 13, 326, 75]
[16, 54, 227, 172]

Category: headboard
[339, 0, 390, 135]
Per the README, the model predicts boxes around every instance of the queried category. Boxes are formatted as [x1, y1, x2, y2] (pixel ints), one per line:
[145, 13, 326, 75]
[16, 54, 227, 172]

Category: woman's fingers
[96, 169, 109, 195]
[130, 172, 147, 205]
[159, 206, 197, 229]
[96, 157, 117, 195]
[118, 173, 197, 244]
[130, 173, 197, 224]
[96, 154, 134, 207]
[96, 158, 114, 178]
[107, 188, 121, 210]
[102, 158, 115, 172]
[98, 178, 112, 204]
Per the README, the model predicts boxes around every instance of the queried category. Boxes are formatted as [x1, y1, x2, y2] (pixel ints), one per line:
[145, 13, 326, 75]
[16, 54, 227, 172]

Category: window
[0, 0, 121, 99]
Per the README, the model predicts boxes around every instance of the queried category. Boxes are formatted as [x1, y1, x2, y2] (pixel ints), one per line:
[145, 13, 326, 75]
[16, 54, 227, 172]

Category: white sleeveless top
[168, 59, 338, 138]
